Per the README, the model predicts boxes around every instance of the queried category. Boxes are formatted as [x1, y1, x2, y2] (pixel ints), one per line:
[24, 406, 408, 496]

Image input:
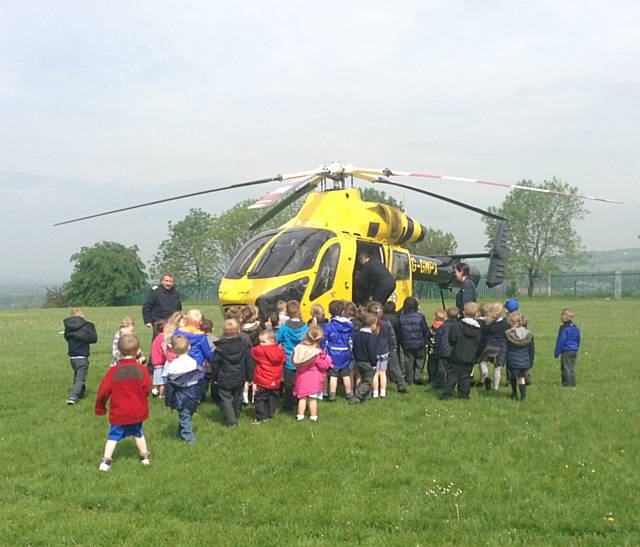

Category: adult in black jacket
[454, 263, 477, 314]
[211, 324, 254, 427]
[356, 253, 396, 305]
[63, 309, 98, 404]
[142, 273, 182, 337]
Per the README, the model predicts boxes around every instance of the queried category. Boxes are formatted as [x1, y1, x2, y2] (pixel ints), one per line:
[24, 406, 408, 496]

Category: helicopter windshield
[248, 228, 335, 279]
[225, 230, 279, 279]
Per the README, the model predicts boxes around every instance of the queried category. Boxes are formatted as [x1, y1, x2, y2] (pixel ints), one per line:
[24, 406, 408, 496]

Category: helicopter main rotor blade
[248, 174, 323, 210]
[249, 177, 321, 231]
[53, 176, 286, 226]
[383, 168, 623, 204]
[375, 179, 508, 221]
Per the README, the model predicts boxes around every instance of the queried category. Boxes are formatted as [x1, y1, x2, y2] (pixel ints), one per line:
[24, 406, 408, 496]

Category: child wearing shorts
[95, 334, 151, 471]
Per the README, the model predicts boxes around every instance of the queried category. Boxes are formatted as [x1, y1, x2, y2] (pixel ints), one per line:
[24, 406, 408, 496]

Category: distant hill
[585, 247, 640, 272]
[0, 284, 45, 309]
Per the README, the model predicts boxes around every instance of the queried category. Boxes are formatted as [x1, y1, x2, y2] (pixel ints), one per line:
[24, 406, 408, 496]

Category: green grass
[1, 299, 638, 545]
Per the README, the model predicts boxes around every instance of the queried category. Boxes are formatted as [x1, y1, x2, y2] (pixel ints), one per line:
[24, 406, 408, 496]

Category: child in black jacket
[440, 303, 481, 400]
[63, 308, 98, 405]
[211, 319, 254, 427]
[349, 312, 378, 404]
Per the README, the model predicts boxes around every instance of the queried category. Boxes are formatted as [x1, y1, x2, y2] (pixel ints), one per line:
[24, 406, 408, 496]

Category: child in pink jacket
[293, 326, 332, 422]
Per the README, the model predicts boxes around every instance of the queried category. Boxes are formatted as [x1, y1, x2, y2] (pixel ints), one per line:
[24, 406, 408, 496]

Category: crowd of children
[63, 298, 581, 472]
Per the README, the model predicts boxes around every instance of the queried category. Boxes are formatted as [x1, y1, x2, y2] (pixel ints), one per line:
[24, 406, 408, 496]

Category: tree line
[46, 181, 586, 306]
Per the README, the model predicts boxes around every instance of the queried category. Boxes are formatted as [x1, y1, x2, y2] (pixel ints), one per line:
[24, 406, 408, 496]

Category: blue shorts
[108, 422, 143, 441]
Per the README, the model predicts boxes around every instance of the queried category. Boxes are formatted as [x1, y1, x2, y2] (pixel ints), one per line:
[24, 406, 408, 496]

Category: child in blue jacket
[554, 308, 581, 387]
[323, 300, 353, 401]
[276, 300, 308, 410]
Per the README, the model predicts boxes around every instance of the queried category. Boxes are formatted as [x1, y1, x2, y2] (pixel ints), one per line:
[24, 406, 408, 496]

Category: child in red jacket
[95, 334, 152, 472]
[250, 329, 286, 423]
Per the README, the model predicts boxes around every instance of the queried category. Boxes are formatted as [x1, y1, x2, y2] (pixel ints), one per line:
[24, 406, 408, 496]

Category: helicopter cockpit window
[310, 243, 341, 301]
[248, 228, 336, 279]
[225, 230, 279, 279]
[392, 251, 410, 280]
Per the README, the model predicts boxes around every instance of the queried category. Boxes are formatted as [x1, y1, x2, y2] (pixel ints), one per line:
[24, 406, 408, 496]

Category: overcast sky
[1, 1, 638, 284]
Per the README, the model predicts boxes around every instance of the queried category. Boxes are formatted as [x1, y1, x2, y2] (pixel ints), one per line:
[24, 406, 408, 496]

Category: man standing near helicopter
[356, 252, 396, 305]
[142, 273, 182, 338]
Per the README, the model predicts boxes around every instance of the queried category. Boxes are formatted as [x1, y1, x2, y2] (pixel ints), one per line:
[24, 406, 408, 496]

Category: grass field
[1, 299, 638, 545]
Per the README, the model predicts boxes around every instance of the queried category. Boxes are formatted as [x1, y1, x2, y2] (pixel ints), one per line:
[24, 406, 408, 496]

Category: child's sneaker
[296, 415, 305, 421]
[242, 393, 249, 405]
[139, 452, 151, 466]
[151, 388, 159, 398]
[66, 398, 76, 405]
[98, 458, 112, 472]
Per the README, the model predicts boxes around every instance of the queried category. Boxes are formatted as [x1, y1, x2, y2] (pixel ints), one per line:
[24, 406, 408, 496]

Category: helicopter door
[353, 241, 385, 305]
[391, 249, 411, 310]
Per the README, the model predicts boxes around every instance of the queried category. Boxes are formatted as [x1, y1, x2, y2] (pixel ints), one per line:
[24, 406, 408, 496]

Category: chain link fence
[415, 271, 640, 300]
[117, 271, 640, 306]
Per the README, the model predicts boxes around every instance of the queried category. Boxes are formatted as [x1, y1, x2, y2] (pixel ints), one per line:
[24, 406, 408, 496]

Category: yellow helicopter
[56, 161, 620, 320]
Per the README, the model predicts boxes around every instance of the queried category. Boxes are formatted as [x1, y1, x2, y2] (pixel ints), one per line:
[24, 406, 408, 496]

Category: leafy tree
[151, 198, 306, 284]
[150, 209, 220, 286]
[361, 187, 405, 210]
[43, 285, 68, 308]
[65, 242, 147, 306]
[482, 178, 587, 296]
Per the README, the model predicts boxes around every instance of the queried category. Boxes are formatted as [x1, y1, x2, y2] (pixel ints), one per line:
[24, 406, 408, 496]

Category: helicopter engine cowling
[366, 203, 426, 244]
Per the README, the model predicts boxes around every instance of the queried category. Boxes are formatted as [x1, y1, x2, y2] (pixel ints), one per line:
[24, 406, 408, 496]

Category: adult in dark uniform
[454, 263, 477, 313]
[356, 253, 396, 305]
[142, 273, 182, 337]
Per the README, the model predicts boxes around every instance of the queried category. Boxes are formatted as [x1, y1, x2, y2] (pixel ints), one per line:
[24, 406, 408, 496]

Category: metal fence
[415, 271, 640, 300]
[117, 271, 640, 306]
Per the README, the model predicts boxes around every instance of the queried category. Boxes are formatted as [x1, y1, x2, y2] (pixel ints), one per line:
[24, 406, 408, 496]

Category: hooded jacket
[242, 322, 261, 347]
[251, 344, 286, 389]
[174, 325, 214, 370]
[211, 336, 254, 389]
[448, 318, 482, 365]
[322, 316, 353, 370]
[506, 327, 535, 369]
[398, 311, 429, 351]
[276, 318, 308, 370]
[63, 316, 98, 357]
[292, 344, 332, 398]
[554, 321, 580, 357]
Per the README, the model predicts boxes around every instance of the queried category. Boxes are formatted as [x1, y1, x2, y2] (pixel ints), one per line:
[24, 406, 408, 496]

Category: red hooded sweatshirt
[251, 344, 286, 390]
[95, 358, 152, 425]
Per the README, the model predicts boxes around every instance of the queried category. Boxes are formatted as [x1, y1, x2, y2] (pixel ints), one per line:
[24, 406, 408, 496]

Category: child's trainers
[98, 458, 112, 472]
[151, 388, 159, 398]
[139, 452, 151, 466]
